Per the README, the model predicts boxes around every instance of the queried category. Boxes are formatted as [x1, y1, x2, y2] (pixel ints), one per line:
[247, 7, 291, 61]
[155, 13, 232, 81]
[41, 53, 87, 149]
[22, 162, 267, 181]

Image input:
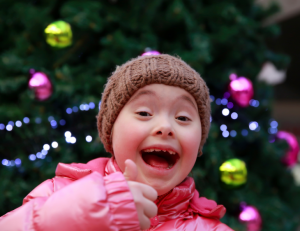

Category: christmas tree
[1, 0, 299, 230]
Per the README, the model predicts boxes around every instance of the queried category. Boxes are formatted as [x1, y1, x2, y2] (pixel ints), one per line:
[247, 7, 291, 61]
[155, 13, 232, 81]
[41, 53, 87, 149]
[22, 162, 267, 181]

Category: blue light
[35, 118, 42, 124]
[8, 121, 14, 126]
[80, 104, 85, 111]
[0, 124, 4, 130]
[241, 129, 248, 136]
[72, 106, 78, 112]
[50, 120, 57, 127]
[268, 127, 278, 134]
[270, 121, 278, 128]
[89, 102, 95, 109]
[249, 122, 258, 131]
[210, 116, 212, 122]
[220, 124, 227, 131]
[48, 116, 54, 122]
[16, 121, 22, 127]
[222, 131, 229, 138]
[221, 98, 228, 105]
[66, 108, 72, 114]
[227, 102, 234, 109]
[230, 130, 237, 137]
[6, 125, 13, 131]
[210, 95, 215, 102]
[215, 98, 221, 105]
[41, 150, 48, 155]
[84, 104, 89, 111]
[36, 152, 42, 159]
[86, 135, 92, 142]
[231, 112, 238, 120]
[2, 159, 8, 166]
[23, 117, 30, 124]
[59, 119, 66, 126]
[15, 158, 21, 166]
[249, 99, 260, 107]
[29, 154, 36, 161]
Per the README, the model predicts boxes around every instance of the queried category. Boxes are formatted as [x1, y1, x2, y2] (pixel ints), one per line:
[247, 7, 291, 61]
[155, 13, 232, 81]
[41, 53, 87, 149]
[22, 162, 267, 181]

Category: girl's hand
[124, 159, 158, 230]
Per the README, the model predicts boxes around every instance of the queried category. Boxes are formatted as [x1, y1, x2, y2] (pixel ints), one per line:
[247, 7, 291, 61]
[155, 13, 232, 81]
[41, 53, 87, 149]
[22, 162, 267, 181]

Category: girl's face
[112, 84, 202, 195]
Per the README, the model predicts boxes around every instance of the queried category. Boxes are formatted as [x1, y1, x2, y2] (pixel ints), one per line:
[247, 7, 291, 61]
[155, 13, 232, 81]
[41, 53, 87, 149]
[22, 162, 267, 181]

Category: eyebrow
[176, 95, 198, 111]
[128, 89, 198, 111]
[128, 90, 155, 103]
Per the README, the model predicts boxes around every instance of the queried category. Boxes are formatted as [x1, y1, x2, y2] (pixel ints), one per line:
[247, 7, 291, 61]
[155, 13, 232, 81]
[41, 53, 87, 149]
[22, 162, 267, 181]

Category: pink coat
[0, 158, 233, 231]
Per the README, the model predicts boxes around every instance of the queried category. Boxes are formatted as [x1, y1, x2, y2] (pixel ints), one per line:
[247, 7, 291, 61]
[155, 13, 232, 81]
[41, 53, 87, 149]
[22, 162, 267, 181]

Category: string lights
[1, 102, 97, 168]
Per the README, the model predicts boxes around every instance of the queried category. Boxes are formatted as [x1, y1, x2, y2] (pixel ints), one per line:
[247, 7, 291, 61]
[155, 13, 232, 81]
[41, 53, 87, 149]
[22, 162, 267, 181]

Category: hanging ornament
[142, 49, 160, 56]
[257, 62, 286, 85]
[44, 20, 72, 48]
[239, 203, 262, 231]
[28, 70, 53, 101]
[219, 158, 247, 188]
[229, 73, 254, 107]
[276, 131, 300, 167]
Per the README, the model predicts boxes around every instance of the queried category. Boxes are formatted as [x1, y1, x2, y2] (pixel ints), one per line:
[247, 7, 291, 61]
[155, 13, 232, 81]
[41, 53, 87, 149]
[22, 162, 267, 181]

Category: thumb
[123, 159, 138, 181]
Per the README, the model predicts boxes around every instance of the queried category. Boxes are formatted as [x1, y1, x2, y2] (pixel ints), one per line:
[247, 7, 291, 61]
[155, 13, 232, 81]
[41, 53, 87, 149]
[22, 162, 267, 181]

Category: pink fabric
[0, 157, 233, 231]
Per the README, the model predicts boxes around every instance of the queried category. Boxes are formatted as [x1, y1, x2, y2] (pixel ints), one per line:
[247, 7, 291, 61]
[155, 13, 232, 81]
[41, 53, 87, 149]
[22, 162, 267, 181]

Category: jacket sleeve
[0, 171, 140, 231]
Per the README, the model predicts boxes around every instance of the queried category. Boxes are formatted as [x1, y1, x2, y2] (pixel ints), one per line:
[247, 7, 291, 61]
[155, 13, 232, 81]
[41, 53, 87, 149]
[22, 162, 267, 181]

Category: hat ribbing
[97, 54, 211, 156]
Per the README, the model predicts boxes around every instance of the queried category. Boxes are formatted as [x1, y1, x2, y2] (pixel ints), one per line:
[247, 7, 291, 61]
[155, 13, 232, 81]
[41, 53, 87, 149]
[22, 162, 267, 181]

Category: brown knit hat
[97, 54, 211, 156]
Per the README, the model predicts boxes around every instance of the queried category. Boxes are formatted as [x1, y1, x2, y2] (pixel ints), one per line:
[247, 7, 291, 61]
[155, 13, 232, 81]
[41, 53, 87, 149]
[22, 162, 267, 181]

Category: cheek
[179, 125, 201, 155]
[112, 117, 148, 170]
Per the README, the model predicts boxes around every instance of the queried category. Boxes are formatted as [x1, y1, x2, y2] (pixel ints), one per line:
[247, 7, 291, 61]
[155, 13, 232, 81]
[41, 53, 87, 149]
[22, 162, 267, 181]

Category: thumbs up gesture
[124, 159, 158, 230]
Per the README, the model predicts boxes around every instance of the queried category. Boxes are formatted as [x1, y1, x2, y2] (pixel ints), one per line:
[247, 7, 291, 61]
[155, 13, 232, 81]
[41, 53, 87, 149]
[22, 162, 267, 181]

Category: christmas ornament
[277, 131, 299, 167]
[229, 73, 254, 107]
[219, 158, 247, 188]
[28, 71, 53, 101]
[257, 62, 286, 85]
[239, 203, 262, 231]
[44, 20, 72, 48]
[142, 50, 160, 56]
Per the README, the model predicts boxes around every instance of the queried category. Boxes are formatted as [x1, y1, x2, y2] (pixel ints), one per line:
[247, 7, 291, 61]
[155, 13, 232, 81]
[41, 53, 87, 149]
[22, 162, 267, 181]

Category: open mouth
[141, 149, 179, 170]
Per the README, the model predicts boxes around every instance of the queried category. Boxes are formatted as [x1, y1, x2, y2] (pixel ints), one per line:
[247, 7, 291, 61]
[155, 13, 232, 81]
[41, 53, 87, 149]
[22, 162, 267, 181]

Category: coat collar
[55, 157, 226, 220]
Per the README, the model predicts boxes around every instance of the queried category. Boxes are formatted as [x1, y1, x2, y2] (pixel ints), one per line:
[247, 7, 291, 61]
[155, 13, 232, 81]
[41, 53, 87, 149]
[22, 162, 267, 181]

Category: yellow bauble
[45, 20, 72, 48]
[219, 158, 247, 188]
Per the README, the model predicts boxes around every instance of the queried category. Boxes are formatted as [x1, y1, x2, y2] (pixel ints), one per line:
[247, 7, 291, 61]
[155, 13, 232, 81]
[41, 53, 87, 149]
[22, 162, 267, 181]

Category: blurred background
[0, 0, 300, 230]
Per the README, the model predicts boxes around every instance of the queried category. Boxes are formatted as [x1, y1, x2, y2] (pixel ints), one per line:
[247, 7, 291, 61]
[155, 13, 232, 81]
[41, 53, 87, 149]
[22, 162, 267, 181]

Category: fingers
[139, 214, 151, 230]
[123, 159, 138, 181]
[143, 197, 158, 218]
[140, 183, 158, 202]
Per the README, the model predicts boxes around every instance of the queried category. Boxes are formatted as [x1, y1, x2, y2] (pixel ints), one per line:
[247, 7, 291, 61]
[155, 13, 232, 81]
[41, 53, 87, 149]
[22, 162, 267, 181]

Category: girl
[0, 54, 232, 230]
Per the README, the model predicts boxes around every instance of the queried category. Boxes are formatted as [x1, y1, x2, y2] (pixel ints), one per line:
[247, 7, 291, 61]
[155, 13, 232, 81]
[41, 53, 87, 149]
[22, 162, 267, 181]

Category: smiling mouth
[141, 149, 179, 169]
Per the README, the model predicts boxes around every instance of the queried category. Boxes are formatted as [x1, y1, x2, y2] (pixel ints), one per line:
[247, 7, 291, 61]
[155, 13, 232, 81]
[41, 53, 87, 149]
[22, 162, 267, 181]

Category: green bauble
[219, 158, 247, 188]
[44, 20, 72, 48]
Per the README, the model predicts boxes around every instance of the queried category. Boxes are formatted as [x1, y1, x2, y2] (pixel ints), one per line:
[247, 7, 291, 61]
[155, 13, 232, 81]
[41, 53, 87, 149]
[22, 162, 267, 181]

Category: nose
[153, 117, 174, 138]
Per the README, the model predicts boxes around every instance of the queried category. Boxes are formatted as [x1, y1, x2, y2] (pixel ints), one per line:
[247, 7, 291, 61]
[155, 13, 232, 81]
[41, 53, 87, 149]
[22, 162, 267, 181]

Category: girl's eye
[137, 111, 151, 117]
[177, 116, 190, 122]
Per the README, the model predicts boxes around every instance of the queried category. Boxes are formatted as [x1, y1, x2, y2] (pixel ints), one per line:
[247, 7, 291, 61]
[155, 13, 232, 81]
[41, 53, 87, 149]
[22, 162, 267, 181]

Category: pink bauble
[229, 73, 254, 107]
[277, 131, 300, 167]
[141, 50, 160, 56]
[239, 204, 262, 231]
[28, 72, 53, 101]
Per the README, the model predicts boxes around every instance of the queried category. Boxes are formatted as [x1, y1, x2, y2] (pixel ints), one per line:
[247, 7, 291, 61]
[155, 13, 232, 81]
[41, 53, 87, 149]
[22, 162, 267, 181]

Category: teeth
[143, 148, 177, 155]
